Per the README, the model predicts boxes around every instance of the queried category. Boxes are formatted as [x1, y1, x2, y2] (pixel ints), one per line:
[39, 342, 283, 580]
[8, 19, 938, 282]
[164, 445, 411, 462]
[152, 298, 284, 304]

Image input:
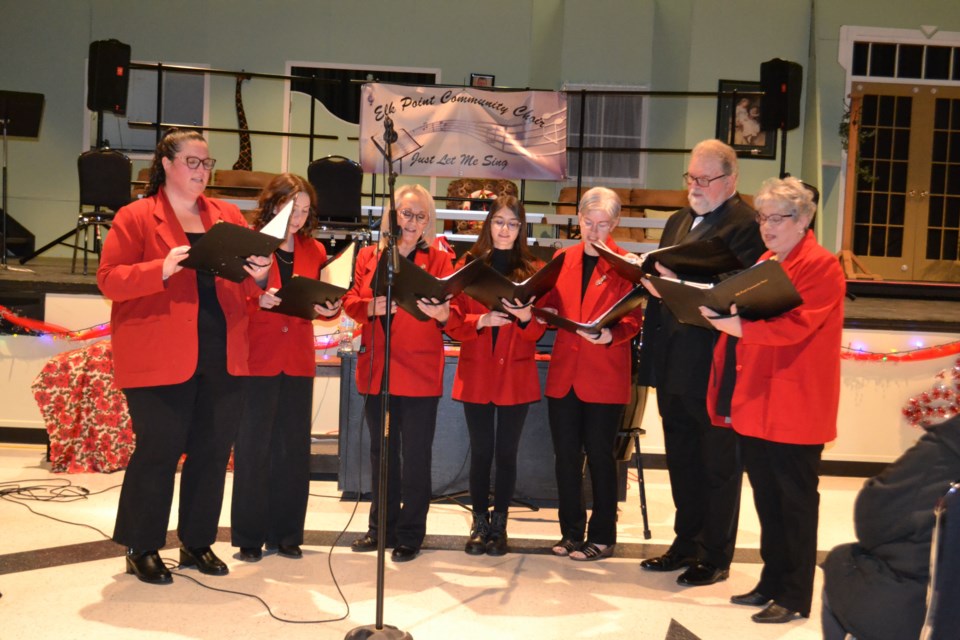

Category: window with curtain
[564, 84, 647, 184]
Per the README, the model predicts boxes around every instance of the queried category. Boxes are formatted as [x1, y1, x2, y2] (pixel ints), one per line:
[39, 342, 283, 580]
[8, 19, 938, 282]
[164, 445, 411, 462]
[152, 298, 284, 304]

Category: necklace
[274, 249, 293, 265]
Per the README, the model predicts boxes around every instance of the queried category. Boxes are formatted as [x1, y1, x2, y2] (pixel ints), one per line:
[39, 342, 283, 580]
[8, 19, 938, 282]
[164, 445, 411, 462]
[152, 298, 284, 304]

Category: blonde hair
[378, 184, 437, 249]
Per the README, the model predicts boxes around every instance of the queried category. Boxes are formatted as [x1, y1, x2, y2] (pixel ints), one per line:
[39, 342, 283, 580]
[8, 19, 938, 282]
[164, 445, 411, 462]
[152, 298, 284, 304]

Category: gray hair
[754, 176, 816, 228]
[578, 186, 621, 222]
[692, 139, 739, 179]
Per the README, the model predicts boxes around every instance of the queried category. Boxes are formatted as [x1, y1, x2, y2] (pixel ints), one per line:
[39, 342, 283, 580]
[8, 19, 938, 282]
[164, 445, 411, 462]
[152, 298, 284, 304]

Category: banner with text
[359, 83, 567, 180]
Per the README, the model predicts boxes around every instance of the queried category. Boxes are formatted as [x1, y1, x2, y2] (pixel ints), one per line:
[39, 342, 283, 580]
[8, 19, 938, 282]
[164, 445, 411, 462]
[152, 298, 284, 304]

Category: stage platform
[4, 257, 960, 333]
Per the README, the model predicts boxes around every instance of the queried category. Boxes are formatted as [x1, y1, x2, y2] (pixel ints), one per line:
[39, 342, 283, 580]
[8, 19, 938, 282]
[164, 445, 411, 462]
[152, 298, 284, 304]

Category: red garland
[841, 340, 960, 363]
[902, 357, 960, 428]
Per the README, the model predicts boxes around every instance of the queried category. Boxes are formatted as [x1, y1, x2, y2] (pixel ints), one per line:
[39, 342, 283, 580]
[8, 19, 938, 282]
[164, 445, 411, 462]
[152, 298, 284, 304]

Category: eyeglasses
[579, 218, 612, 231]
[492, 218, 521, 231]
[756, 213, 796, 225]
[682, 172, 727, 187]
[179, 156, 216, 171]
[398, 209, 429, 224]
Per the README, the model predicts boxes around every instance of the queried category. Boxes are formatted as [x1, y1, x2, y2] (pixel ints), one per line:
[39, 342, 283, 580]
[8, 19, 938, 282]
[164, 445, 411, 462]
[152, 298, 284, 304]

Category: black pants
[231, 373, 313, 548]
[547, 390, 623, 546]
[363, 393, 440, 549]
[114, 361, 241, 551]
[741, 434, 823, 616]
[657, 390, 742, 567]
[463, 401, 530, 513]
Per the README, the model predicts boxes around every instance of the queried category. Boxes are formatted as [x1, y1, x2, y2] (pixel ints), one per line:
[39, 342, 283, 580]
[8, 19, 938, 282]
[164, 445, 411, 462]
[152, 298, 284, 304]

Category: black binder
[647, 258, 803, 329]
[532, 286, 645, 336]
[265, 276, 347, 320]
[372, 249, 485, 321]
[592, 237, 743, 283]
[462, 253, 566, 312]
[180, 222, 283, 283]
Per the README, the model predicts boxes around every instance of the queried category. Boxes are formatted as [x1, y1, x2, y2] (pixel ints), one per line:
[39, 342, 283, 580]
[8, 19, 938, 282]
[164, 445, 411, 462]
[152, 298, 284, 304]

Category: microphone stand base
[345, 624, 413, 640]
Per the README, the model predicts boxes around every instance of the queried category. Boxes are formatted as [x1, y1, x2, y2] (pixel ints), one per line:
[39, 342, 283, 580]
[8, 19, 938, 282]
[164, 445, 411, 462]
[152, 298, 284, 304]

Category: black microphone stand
[345, 117, 412, 640]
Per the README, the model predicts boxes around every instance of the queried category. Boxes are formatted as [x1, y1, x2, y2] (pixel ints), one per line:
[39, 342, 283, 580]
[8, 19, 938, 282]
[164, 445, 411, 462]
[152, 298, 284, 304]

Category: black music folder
[372, 249, 485, 321]
[532, 286, 645, 336]
[180, 221, 283, 283]
[647, 258, 803, 329]
[265, 276, 347, 320]
[593, 238, 744, 283]
[462, 253, 566, 312]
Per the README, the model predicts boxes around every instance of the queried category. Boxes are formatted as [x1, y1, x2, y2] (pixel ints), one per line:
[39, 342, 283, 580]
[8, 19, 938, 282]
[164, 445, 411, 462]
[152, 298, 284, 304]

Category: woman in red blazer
[445, 196, 546, 556]
[231, 173, 340, 563]
[538, 187, 643, 561]
[701, 177, 845, 624]
[98, 129, 271, 585]
[342, 184, 454, 563]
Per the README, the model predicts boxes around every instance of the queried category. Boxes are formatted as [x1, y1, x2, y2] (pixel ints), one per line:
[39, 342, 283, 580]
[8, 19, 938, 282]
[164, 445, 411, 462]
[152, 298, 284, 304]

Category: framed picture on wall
[716, 80, 776, 159]
[470, 73, 495, 88]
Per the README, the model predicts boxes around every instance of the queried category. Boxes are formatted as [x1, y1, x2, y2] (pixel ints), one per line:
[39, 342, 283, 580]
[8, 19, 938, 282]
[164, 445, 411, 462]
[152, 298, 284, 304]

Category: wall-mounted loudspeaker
[760, 58, 802, 131]
[87, 39, 130, 114]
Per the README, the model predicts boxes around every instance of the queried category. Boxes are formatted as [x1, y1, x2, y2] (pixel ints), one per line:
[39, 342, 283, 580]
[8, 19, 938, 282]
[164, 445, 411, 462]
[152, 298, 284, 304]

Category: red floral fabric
[32, 340, 134, 473]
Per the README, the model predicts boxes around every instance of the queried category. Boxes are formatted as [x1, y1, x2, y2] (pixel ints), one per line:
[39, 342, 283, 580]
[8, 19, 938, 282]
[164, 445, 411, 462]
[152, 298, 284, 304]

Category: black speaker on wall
[87, 39, 130, 114]
[760, 58, 802, 131]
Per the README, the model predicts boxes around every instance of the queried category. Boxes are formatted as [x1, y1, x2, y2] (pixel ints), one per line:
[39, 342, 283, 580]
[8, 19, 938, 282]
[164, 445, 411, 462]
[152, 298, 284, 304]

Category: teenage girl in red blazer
[445, 196, 546, 556]
[231, 173, 341, 563]
[538, 187, 643, 562]
[98, 129, 271, 585]
[342, 184, 454, 563]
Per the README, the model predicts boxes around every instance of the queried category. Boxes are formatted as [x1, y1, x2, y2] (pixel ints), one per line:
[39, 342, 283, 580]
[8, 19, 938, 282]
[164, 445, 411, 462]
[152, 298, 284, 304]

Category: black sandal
[570, 541, 615, 562]
[550, 538, 580, 556]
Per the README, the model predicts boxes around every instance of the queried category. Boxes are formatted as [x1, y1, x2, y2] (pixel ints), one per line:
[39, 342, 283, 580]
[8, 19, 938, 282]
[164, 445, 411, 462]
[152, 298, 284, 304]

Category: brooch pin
[595, 274, 607, 286]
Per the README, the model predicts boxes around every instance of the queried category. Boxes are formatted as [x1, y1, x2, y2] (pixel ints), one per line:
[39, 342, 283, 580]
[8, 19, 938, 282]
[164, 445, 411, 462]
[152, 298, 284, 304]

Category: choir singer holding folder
[232, 173, 341, 562]
[98, 129, 273, 585]
[444, 196, 546, 556]
[344, 184, 454, 563]
[699, 177, 845, 624]
[537, 187, 643, 561]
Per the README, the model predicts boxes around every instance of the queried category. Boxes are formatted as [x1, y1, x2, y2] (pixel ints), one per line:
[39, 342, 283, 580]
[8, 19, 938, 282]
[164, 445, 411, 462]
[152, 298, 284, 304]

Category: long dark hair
[463, 195, 539, 280]
[252, 173, 318, 237]
[144, 128, 206, 197]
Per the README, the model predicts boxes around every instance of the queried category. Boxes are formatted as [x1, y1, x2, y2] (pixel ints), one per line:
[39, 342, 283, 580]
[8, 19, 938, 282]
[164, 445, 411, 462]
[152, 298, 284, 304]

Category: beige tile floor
[0, 443, 865, 639]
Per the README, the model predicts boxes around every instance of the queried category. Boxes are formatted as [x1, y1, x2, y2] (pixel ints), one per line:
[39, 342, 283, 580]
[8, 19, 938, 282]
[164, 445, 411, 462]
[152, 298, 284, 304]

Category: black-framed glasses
[179, 156, 216, 171]
[398, 209, 429, 223]
[682, 172, 727, 187]
[756, 213, 796, 225]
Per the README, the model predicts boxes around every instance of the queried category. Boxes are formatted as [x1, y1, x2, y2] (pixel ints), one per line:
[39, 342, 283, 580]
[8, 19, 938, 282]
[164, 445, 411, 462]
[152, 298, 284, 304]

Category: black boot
[464, 511, 489, 555]
[486, 511, 508, 556]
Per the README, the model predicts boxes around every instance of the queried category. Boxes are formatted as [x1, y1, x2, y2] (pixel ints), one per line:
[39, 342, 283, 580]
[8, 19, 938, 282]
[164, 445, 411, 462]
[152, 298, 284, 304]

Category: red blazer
[539, 239, 642, 405]
[247, 234, 329, 377]
[97, 190, 263, 389]
[445, 259, 546, 406]
[341, 244, 454, 396]
[707, 231, 845, 445]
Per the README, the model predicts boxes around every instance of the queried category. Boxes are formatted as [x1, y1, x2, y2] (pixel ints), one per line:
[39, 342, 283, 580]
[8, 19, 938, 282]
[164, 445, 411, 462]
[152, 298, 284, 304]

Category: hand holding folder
[592, 238, 744, 283]
[265, 276, 347, 320]
[646, 259, 802, 329]
[462, 253, 566, 312]
[532, 286, 645, 337]
[180, 201, 293, 283]
[372, 249, 485, 321]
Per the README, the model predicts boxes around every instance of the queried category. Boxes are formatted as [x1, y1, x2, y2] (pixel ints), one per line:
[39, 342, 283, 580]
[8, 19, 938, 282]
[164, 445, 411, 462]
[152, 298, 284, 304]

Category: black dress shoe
[351, 533, 378, 552]
[125, 549, 172, 585]
[179, 546, 229, 576]
[277, 544, 303, 558]
[676, 561, 729, 586]
[731, 589, 771, 606]
[640, 550, 697, 572]
[391, 545, 420, 562]
[751, 603, 799, 624]
[238, 547, 262, 562]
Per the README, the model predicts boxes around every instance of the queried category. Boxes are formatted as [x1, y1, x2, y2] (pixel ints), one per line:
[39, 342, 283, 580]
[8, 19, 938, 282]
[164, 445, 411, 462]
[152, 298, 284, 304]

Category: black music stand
[0, 91, 44, 271]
